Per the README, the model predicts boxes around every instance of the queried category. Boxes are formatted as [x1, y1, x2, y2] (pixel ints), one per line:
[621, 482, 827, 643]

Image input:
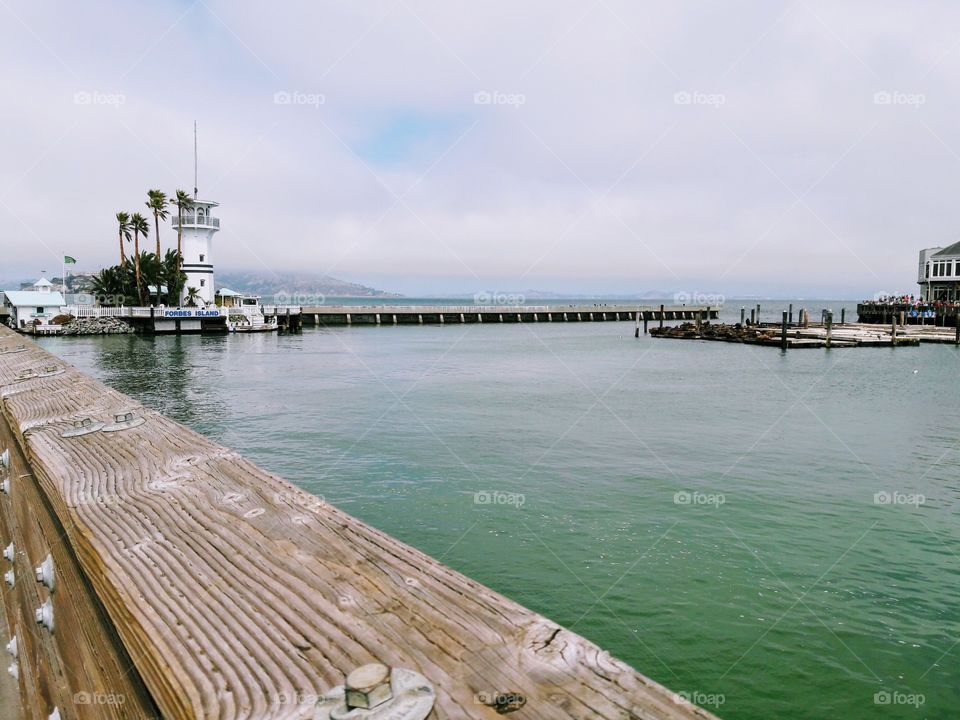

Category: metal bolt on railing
[102, 412, 145, 433]
[35, 598, 54, 633]
[314, 664, 435, 720]
[346, 663, 393, 710]
[35, 554, 54, 591]
[61, 418, 105, 438]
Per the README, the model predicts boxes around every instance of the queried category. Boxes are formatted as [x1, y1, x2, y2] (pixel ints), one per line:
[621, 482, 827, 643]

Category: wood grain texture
[0, 327, 720, 720]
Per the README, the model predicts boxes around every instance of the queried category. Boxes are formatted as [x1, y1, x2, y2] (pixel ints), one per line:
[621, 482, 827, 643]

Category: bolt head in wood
[35, 554, 54, 591]
[5, 636, 16, 657]
[35, 599, 54, 633]
[0, 449, 7, 469]
[3, 569, 13, 587]
[345, 663, 392, 710]
[2, 543, 13, 563]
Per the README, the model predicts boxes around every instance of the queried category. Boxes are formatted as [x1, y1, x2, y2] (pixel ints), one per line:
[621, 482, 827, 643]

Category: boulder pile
[59, 316, 135, 336]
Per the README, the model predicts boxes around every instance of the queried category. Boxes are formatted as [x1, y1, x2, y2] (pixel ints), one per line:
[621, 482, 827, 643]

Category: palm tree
[184, 286, 201, 307]
[115, 212, 132, 266]
[169, 189, 192, 276]
[130, 212, 150, 305]
[146, 189, 169, 258]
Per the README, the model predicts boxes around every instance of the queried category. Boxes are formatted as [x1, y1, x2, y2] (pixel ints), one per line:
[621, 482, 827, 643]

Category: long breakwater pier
[0, 326, 717, 719]
[296, 303, 718, 327]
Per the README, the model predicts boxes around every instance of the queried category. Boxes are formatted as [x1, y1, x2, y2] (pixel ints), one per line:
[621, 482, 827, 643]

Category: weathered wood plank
[0, 384, 159, 720]
[0, 327, 718, 719]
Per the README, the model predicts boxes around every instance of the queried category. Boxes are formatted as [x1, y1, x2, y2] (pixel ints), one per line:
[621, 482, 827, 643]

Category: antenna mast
[193, 121, 198, 199]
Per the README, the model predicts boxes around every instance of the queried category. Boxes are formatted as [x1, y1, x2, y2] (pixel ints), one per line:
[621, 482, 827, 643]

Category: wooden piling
[750, 309, 755, 325]
[840, 307, 845, 325]
[788, 303, 793, 324]
[826, 310, 833, 348]
[781, 310, 788, 350]
[755, 303, 761, 324]
[892, 318, 897, 346]
[659, 304, 664, 330]
[740, 307, 745, 325]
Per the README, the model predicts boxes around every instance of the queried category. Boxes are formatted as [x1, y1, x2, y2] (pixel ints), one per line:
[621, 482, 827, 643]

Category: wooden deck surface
[0, 326, 718, 720]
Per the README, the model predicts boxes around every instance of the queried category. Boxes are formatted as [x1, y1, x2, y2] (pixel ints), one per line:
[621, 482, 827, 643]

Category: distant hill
[216, 271, 399, 298]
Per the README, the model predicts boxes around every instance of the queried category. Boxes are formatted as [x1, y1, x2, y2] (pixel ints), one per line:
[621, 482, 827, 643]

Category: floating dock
[0, 326, 717, 719]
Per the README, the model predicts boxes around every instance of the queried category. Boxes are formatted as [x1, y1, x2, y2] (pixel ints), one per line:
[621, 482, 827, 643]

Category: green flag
[64, 255, 76, 264]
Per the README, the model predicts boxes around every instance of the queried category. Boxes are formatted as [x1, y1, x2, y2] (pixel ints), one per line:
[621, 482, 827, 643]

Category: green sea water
[38, 302, 960, 720]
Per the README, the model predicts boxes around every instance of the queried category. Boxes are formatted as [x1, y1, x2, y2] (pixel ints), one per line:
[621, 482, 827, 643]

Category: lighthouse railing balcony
[172, 213, 220, 228]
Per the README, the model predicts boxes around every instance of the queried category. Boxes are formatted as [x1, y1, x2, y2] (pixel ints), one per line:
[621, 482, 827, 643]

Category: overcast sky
[1, 1, 958, 297]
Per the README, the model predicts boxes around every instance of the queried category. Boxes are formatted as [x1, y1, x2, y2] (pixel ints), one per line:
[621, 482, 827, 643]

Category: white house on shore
[918, 242, 960, 302]
[2, 278, 66, 331]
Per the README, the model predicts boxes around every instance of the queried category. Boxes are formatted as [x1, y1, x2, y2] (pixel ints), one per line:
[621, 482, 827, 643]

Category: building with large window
[918, 242, 960, 302]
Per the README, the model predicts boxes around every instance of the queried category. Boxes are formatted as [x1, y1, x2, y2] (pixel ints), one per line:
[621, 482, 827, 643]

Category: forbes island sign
[164, 309, 221, 318]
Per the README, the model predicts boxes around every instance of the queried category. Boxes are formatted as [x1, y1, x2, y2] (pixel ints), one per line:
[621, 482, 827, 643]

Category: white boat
[219, 290, 278, 333]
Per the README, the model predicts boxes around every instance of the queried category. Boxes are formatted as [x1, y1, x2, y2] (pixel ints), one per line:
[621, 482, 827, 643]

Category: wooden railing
[0, 326, 718, 720]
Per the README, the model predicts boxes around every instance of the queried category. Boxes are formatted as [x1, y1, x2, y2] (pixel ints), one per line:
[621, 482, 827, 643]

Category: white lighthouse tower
[176, 199, 219, 306]
[176, 123, 219, 306]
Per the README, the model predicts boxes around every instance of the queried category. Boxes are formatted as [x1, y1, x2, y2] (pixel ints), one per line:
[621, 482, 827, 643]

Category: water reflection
[93, 335, 229, 436]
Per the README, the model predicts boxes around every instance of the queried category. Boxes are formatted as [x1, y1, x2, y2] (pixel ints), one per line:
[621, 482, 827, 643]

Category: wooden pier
[298, 304, 717, 327]
[0, 326, 717, 720]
